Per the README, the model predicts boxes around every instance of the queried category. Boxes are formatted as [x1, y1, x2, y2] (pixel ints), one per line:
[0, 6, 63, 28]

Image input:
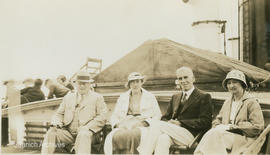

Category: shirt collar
[183, 86, 195, 99]
[77, 91, 90, 100]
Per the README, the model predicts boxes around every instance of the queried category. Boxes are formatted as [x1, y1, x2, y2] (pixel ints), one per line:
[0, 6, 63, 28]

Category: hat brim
[222, 79, 228, 90]
[76, 79, 94, 83]
[128, 76, 144, 82]
[125, 77, 145, 88]
[222, 78, 247, 90]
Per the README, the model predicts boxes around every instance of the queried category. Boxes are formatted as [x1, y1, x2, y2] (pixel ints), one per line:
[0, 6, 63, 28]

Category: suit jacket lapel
[78, 92, 91, 110]
[180, 88, 200, 114]
[139, 89, 147, 111]
[232, 93, 249, 124]
[222, 99, 232, 124]
[70, 93, 78, 111]
[172, 93, 182, 117]
[233, 102, 244, 124]
[126, 91, 131, 114]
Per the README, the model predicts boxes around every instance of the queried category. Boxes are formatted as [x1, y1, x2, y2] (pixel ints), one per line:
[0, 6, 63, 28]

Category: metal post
[223, 23, 227, 56]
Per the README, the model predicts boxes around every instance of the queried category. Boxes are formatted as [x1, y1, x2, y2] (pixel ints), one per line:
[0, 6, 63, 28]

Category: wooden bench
[23, 122, 109, 153]
[23, 122, 50, 150]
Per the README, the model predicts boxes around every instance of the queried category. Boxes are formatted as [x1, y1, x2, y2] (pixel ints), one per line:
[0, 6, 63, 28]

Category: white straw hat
[222, 70, 247, 90]
[76, 71, 94, 83]
[125, 72, 145, 88]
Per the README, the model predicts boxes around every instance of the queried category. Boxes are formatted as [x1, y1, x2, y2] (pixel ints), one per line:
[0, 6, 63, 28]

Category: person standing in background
[45, 79, 70, 99]
[22, 78, 34, 88]
[57, 75, 74, 91]
[20, 79, 45, 104]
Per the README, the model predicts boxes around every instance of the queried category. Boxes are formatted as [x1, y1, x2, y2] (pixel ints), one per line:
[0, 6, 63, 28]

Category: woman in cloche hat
[195, 69, 265, 154]
[104, 72, 162, 154]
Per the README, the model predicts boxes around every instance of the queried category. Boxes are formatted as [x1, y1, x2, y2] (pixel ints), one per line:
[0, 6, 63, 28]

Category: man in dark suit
[140, 66, 212, 155]
[21, 79, 45, 104]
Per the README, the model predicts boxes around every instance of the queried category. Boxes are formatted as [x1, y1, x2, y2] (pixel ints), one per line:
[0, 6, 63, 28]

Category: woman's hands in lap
[117, 116, 147, 130]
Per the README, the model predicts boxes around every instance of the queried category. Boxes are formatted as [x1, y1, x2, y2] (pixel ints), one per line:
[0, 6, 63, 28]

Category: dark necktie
[76, 94, 84, 108]
[181, 93, 187, 103]
[173, 93, 187, 119]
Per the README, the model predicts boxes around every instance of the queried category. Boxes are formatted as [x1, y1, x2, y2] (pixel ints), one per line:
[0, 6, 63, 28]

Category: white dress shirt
[183, 86, 195, 100]
[230, 100, 240, 123]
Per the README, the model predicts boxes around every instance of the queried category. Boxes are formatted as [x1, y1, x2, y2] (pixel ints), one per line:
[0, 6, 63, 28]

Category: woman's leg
[74, 127, 93, 154]
[112, 128, 141, 154]
[194, 128, 237, 155]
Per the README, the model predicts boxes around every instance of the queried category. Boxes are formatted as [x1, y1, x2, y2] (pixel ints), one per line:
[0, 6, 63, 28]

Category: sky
[0, 0, 196, 83]
[0, 0, 211, 100]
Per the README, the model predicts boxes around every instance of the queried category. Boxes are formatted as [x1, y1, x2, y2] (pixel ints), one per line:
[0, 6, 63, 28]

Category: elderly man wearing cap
[194, 69, 264, 154]
[104, 72, 162, 154]
[41, 71, 108, 154]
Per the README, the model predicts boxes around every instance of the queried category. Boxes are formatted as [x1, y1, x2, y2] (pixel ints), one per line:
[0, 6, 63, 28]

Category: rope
[249, 74, 270, 90]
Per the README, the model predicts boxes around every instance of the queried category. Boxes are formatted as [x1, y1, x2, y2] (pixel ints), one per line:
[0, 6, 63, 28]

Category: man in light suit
[41, 71, 108, 154]
[141, 66, 212, 155]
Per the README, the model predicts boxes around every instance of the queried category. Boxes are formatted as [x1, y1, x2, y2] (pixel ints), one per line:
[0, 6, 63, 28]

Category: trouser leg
[139, 119, 162, 155]
[149, 121, 195, 155]
[159, 121, 194, 146]
[41, 128, 74, 154]
[140, 120, 194, 155]
[74, 127, 93, 154]
[155, 134, 173, 155]
[104, 129, 118, 155]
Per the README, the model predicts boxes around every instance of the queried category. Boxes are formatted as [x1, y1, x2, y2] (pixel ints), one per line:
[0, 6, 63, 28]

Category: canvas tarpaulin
[94, 39, 270, 87]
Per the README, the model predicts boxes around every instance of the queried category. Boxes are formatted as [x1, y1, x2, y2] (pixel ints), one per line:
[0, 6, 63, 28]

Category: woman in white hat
[104, 72, 162, 154]
[194, 70, 264, 154]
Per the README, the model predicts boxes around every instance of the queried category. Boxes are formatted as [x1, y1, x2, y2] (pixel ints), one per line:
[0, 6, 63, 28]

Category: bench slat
[25, 130, 47, 134]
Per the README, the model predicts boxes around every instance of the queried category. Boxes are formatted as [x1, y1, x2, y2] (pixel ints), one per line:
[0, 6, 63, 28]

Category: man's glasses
[175, 76, 188, 85]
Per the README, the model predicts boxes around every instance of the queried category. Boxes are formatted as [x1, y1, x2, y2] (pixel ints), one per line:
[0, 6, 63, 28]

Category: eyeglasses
[176, 76, 188, 80]
[175, 76, 189, 84]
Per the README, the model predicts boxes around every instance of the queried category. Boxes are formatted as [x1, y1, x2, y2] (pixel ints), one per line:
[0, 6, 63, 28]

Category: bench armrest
[188, 131, 205, 149]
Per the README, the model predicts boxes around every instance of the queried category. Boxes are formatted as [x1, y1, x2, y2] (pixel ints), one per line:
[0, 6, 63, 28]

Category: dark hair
[61, 76, 66, 82]
[245, 74, 252, 89]
[3, 81, 8, 85]
[58, 75, 66, 83]
[34, 79, 43, 87]
[125, 79, 144, 88]
[240, 81, 247, 89]
[225, 79, 247, 90]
